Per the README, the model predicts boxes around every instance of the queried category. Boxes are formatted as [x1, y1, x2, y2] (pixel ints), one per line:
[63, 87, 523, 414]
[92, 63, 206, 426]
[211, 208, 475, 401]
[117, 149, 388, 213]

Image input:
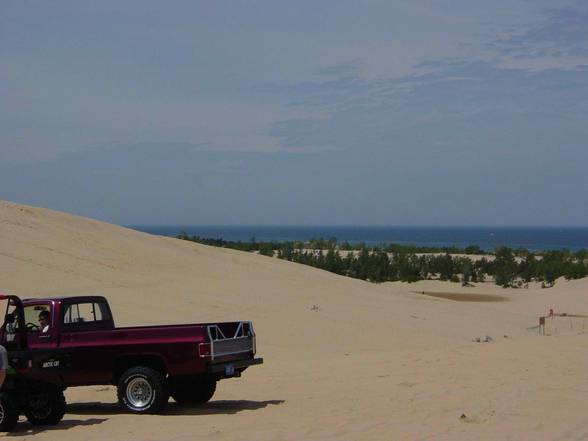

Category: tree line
[176, 233, 588, 288]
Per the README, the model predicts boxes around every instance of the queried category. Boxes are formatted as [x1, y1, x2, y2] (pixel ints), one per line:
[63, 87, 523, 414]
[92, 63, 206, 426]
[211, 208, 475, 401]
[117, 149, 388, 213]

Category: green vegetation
[176, 233, 588, 288]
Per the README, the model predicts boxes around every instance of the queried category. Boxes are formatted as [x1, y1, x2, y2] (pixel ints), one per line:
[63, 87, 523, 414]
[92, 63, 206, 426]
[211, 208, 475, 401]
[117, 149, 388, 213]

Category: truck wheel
[170, 375, 216, 405]
[24, 389, 66, 426]
[117, 367, 168, 413]
[0, 394, 19, 432]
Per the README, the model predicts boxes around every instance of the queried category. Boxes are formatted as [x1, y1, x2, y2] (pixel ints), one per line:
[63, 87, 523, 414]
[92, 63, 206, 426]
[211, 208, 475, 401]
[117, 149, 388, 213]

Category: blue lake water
[129, 225, 588, 252]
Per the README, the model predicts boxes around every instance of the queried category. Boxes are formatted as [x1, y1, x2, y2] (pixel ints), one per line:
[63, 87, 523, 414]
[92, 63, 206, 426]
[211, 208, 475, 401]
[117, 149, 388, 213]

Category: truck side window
[63, 302, 111, 325]
[23, 305, 51, 332]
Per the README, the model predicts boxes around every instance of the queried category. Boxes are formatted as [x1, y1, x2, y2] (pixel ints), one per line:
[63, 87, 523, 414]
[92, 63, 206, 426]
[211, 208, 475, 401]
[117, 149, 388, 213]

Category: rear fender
[113, 354, 167, 382]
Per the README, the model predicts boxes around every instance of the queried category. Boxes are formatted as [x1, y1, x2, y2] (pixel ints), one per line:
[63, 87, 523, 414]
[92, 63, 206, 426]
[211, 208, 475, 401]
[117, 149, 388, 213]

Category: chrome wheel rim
[126, 377, 153, 408]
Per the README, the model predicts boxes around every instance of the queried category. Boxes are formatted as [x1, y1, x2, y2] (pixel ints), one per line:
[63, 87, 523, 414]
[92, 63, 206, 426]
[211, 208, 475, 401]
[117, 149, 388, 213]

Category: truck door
[59, 300, 114, 385]
[22, 302, 66, 383]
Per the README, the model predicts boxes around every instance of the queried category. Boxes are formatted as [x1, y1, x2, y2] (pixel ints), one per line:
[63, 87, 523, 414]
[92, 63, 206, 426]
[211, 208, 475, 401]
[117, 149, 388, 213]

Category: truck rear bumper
[207, 357, 263, 378]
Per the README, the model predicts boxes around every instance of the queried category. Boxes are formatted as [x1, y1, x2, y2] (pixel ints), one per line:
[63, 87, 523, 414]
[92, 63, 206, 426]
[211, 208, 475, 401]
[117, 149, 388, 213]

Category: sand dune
[1, 199, 587, 440]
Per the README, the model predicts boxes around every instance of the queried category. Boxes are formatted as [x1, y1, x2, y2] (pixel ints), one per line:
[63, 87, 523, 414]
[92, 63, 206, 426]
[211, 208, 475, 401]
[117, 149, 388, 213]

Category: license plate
[225, 364, 235, 376]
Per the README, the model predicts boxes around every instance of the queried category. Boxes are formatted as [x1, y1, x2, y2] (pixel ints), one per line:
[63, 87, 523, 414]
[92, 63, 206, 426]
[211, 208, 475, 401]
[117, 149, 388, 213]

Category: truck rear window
[63, 302, 111, 325]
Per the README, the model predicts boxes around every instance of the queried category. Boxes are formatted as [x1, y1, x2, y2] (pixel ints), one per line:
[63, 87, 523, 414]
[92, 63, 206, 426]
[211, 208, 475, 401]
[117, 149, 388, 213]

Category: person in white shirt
[38, 311, 50, 333]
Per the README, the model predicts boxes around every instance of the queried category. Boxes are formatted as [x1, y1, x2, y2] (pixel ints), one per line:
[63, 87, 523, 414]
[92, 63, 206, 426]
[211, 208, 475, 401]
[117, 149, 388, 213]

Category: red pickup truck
[0, 294, 263, 417]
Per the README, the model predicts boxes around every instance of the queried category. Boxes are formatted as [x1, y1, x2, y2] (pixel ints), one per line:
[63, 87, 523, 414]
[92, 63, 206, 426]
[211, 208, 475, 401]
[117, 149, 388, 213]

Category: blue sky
[1, 1, 587, 225]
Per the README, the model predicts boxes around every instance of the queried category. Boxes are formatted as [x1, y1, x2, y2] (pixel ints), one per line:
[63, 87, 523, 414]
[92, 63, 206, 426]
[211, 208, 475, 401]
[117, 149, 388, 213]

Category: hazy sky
[1, 1, 587, 225]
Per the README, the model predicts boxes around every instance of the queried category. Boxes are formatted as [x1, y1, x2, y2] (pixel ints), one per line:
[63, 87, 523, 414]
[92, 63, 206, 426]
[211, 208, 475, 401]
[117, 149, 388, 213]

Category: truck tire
[0, 394, 19, 432]
[24, 389, 66, 426]
[170, 375, 216, 405]
[117, 366, 168, 413]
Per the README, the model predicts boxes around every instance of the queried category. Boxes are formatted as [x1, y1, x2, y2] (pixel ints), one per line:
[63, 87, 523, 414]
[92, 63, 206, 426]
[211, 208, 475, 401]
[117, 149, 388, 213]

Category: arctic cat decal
[42, 360, 60, 368]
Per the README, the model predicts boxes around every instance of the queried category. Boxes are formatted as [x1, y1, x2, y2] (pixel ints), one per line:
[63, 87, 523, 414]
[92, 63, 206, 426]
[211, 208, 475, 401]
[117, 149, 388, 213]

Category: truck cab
[12, 296, 114, 349]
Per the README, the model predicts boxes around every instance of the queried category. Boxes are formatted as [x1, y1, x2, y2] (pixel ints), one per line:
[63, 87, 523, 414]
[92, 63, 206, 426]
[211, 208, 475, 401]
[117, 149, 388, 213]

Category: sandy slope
[1, 200, 587, 440]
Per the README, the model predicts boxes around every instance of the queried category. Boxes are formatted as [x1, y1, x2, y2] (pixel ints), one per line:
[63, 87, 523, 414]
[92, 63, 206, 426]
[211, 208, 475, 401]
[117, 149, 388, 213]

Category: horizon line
[127, 224, 588, 229]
